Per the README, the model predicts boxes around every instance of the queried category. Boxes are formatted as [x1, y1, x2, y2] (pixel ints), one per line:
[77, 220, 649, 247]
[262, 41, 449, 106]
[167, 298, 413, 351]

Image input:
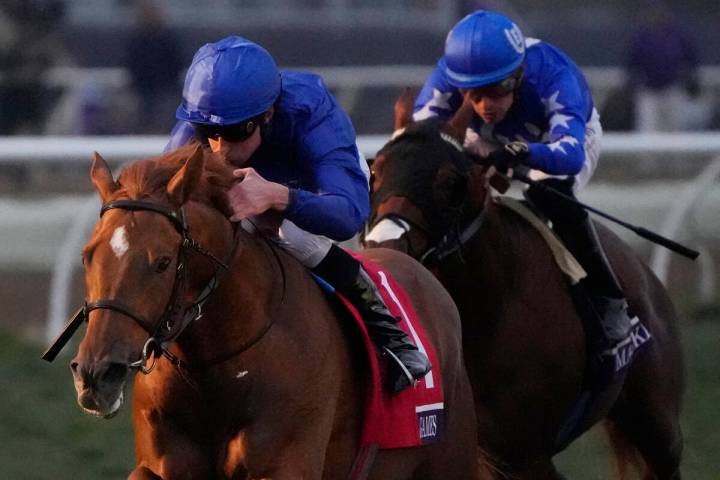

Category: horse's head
[70, 144, 234, 418]
[366, 118, 489, 261]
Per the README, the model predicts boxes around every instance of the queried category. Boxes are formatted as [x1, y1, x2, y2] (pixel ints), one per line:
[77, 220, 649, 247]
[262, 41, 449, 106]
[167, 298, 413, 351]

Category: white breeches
[241, 217, 333, 268]
[574, 107, 603, 192]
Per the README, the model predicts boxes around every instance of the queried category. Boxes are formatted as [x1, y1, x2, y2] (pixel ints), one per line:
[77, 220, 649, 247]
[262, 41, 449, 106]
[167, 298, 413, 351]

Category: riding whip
[509, 169, 699, 260]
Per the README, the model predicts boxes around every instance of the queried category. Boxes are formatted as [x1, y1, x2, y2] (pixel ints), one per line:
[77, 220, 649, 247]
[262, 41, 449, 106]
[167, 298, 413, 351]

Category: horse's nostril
[70, 361, 79, 374]
[101, 362, 128, 384]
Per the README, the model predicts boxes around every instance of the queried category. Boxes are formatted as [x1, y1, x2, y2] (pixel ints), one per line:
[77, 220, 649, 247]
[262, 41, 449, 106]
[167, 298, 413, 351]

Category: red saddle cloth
[336, 254, 445, 450]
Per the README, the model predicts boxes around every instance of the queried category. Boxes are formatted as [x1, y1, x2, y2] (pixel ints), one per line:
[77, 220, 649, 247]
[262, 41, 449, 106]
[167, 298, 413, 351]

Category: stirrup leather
[381, 346, 418, 386]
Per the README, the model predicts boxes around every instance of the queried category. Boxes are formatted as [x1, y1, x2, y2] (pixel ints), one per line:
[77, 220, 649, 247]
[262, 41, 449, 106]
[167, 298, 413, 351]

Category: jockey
[413, 11, 631, 342]
[166, 36, 431, 393]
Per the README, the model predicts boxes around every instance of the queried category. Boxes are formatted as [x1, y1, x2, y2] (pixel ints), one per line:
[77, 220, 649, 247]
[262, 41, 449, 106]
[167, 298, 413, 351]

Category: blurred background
[0, 0, 718, 478]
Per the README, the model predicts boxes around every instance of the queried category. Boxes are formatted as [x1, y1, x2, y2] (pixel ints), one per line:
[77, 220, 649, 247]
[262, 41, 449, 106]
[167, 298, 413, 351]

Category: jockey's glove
[485, 141, 529, 173]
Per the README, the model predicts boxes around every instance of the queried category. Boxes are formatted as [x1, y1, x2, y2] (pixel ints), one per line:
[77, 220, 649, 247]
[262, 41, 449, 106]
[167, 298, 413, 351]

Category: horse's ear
[446, 96, 474, 143]
[393, 87, 416, 131]
[167, 145, 205, 206]
[90, 151, 118, 203]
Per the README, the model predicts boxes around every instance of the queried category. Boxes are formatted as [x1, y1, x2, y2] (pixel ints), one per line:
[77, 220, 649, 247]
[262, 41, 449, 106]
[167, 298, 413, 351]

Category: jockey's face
[463, 88, 514, 124]
[207, 127, 262, 167]
[461, 69, 522, 124]
[199, 109, 274, 166]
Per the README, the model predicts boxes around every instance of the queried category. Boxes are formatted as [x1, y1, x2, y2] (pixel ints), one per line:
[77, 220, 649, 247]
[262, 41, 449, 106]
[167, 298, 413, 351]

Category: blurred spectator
[0, 0, 72, 134]
[599, 79, 636, 132]
[626, 1, 711, 131]
[123, 0, 183, 134]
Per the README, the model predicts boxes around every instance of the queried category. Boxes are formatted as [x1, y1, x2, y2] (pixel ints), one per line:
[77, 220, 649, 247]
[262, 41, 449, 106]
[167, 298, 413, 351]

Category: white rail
[648, 157, 720, 305]
[4, 133, 720, 165]
[8, 133, 714, 344]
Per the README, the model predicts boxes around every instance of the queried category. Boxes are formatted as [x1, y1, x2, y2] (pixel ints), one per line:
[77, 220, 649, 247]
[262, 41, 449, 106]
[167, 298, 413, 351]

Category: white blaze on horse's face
[366, 218, 411, 243]
[110, 226, 129, 259]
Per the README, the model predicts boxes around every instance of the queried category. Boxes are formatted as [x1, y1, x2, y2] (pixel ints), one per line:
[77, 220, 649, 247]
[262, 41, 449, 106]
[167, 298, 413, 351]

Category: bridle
[370, 169, 487, 267]
[370, 196, 434, 259]
[368, 126, 488, 266]
[43, 199, 240, 374]
[372, 208, 486, 268]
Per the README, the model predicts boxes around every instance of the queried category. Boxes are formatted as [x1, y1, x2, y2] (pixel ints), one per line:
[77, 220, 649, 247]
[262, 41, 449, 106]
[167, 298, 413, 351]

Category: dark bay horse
[68, 144, 478, 479]
[365, 118, 685, 479]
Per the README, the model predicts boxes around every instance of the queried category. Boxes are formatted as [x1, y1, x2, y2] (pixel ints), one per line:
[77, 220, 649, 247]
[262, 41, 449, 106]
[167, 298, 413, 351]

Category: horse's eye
[155, 257, 172, 273]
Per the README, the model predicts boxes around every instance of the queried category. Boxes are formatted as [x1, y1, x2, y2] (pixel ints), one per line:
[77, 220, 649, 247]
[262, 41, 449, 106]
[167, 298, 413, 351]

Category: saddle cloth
[320, 253, 445, 449]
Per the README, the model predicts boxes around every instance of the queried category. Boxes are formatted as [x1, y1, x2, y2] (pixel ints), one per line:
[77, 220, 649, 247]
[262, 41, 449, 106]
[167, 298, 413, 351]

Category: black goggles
[192, 116, 262, 142]
[463, 71, 523, 100]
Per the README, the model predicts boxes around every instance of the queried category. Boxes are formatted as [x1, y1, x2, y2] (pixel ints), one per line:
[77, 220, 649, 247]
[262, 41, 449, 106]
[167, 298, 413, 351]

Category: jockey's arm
[523, 72, 591, 176]
[525, 113, 586, 176]
[412, 62, 464, 123]
[279, 87, 370, 241]
[285, 146, 369, 241]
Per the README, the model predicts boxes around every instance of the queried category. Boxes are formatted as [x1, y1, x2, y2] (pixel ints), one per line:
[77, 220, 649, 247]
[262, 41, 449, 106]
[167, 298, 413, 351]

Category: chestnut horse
[365, 119, 685, 479]
[67, 144, 478, 479]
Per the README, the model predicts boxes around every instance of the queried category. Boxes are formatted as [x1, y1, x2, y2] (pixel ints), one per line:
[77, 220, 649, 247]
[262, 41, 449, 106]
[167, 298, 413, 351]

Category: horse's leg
[606, 379, 684, 480]
[599, 229, 684, 480]
[132, 409, 213, 478]
[128, 466, 161, 479]
[603, 312, 683, 479]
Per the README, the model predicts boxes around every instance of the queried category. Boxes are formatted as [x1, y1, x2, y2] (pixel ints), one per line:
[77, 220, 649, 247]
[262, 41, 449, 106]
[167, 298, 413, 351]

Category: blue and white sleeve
[413, 61, 464, 122]
[526, 75, 589, 176]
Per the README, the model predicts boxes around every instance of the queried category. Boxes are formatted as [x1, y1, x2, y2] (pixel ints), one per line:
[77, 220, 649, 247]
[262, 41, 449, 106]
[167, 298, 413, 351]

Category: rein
[420, 210, 486, 266]
[43, 199, 244, 374]
[372, 201, 486, 268]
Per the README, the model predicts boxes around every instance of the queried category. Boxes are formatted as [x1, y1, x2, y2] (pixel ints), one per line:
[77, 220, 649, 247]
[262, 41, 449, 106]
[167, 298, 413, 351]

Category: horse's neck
[481, 200, 563, 285]
[459, 201, 524, 290]
[175, 223, 282, 366]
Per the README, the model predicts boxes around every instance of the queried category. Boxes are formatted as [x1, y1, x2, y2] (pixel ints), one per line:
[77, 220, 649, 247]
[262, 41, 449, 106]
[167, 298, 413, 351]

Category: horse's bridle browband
[42, 199, 240, 374]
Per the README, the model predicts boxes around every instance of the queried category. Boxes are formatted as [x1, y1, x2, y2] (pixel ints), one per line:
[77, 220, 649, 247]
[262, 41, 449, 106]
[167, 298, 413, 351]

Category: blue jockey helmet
[176, 36, 281, 126]
[443, 11, 526, 89]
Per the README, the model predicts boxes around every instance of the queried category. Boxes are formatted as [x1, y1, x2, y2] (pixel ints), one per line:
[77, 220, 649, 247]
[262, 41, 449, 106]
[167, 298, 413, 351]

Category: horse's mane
[112, 143, 234, 213]
[378, 118, 467, 167]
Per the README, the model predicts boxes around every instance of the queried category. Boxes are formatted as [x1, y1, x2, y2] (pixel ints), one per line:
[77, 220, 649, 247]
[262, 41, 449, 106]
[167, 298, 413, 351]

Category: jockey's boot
[312, 244, 432, 393]
[525, 178, 632, 344]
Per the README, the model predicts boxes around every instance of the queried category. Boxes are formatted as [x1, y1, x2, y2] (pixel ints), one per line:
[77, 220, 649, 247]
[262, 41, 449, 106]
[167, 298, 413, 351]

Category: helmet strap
[512, 65, 525, 93]
[259, 108, 274, 140]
